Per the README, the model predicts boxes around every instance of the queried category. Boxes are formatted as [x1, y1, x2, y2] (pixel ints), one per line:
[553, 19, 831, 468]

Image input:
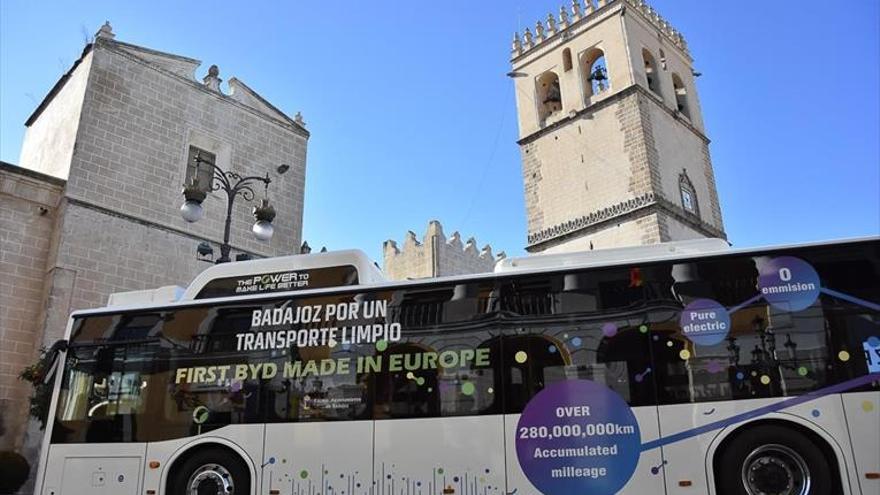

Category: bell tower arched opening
[581, 47, 608, 104]
[672, 73, 690, 119]
[642, 48, 661, 96]
[536, 71, 562, 124]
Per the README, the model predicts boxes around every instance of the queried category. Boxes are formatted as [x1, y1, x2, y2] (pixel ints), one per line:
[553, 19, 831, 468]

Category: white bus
[33, 238, 879, 495]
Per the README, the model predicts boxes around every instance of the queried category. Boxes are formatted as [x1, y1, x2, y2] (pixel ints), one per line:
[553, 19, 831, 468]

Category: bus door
[371, 281, 508, 495]
[497, 268, 666, 495]
[42, 343, 147, 495]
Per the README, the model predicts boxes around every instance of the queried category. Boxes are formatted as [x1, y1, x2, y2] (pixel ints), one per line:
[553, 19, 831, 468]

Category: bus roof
[86, 236, 878, 322]
[494, 238, 731, 273]
[180, 249, 384, 301]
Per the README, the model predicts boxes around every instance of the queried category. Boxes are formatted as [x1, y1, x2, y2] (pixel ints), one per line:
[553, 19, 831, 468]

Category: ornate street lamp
[180, 151, 288, 263]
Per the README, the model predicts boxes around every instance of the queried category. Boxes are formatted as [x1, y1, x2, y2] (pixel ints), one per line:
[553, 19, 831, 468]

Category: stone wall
[61, 38, 308, 259]
[9, 25, 311, 491]
[383, 221, 504, 280]
[0, 163, 64, 452]
[512, 0, 725, 253]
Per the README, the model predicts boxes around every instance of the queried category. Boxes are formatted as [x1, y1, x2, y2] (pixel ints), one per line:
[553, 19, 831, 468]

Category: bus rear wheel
[169, 448, 251, 495]
[716, 424, 832, 495]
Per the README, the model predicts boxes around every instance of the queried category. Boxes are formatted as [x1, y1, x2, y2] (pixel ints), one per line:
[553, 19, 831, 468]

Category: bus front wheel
[169, 447, 251, 495]
[715, 424, 833, 495]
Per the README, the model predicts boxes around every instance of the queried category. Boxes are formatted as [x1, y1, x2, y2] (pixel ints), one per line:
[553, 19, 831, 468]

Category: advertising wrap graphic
[680, 298, 730, 346]
[758, 256, 820, 311]
[515, 380, 641, 495]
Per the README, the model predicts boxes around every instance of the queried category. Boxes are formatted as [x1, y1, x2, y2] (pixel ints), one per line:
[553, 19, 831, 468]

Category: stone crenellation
[383, 220, 505, 281]
[512, 0, 688, 59]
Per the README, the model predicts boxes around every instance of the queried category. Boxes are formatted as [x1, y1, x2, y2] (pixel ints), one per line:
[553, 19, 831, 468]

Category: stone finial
[559, 6, 570, 28]
[584, 0, 595, 14]
[383, 239, 400, 254]
[512, 32, 523, 55]
[96, 21, 115, 40]
[448, 231, 462, 247]
[571, 0, 583, 19]
[426, 220, 445, 240]
[523, 28, 534, 48]
[405, 230, 420, 246]
[464, 237, 478, 253]
[546, 13, 557, 35]
[203, 65, 222, 92]
[300, 241, 311, 254]
[496, 251, 507, 260]
[535, 21, 545, 41]
[294, 111, 306, 126]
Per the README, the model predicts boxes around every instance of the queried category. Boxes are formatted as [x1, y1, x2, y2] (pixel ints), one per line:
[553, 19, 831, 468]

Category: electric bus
[33, 238, 880, 495]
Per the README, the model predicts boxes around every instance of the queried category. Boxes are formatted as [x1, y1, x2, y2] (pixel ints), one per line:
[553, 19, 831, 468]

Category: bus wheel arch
[165, 441, 254, 495]
[709, 418, 843, 495]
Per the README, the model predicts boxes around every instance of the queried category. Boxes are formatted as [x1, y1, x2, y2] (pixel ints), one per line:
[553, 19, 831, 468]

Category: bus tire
[715, 424, 832, 495]
[168, 447, 251, 495]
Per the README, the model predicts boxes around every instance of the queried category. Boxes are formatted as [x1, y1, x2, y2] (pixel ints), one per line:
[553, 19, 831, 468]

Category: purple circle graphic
[602, 323, 618, 338]
[680, 299, 731, 346]
[516, 380, 641, 495]
[758, 257, 820, 312]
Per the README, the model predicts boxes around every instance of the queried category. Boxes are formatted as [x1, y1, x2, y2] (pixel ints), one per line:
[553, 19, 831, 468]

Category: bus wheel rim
[188, 463, 235, 495]
[741, 443, 810, 495]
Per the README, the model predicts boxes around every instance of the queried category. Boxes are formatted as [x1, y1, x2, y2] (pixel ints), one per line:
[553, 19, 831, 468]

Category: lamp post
[180, 151, 287, 263]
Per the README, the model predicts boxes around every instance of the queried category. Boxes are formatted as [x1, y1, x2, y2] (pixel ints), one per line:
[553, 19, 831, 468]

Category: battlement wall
[383, 220, 505, 280]
[512, 0, 688, 60]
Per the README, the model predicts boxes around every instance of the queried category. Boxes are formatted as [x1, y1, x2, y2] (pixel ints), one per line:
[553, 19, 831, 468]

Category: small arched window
[536, 71, 562, 123]
[679, 171, 699, 216]
[672, 73, 690, 119]
[642, 48, 661, 96]
[581, 47, 608, 101]
[562, 48, 573, 72]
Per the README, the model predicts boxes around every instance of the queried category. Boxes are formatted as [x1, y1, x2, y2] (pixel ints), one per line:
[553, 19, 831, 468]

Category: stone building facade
[0, 23, 309, 483]
[0, 164, 65, 454]
[511, 0, 725, 253]
[383, 221, 504, 280]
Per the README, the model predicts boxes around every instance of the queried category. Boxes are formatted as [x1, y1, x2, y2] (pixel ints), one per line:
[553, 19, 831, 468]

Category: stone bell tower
[511, 0, 725, 253]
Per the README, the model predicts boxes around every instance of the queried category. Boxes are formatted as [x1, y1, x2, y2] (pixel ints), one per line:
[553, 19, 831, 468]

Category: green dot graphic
[416, 377, 425, 386]
[639, 325, 648, 333]
[300, 470, 308, 479]
[798, 366, 809, 377]
[375, 340, 388, 352]
[461, 381, 475, 396]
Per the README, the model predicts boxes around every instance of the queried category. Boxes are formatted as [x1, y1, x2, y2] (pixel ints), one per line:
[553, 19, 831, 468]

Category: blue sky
[1, 1, 878, 263]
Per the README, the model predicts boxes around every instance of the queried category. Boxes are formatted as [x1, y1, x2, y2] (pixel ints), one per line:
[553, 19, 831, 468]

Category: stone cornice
[65, 197, 266, 259]
[527, 192, 656, 247]
[526, 192, 725, 250]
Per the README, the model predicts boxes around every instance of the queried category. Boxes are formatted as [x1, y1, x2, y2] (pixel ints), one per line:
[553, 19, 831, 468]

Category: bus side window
[640, 248, 880, 405]
[373, 283, 501, 419]
[499, 269, 654, 413]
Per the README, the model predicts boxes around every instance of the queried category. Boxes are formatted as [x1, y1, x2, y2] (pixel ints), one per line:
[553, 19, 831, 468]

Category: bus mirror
[42, 339, 68, 385]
